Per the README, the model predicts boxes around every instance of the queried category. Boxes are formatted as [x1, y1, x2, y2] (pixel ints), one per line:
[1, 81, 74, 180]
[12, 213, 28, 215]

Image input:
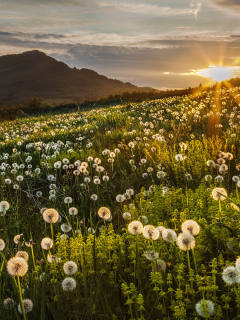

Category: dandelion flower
[123, 212, 131, 220]
[162, 229, 177, 243]
[62, 277, 76, 292]
[227, 238, 238, 252]
[61, 224, 72, 233]
[156, 226, 166, 238]
[142, 225, 159, 240]
[211, 188, 227, 201]
[128, 221, 143, 235]
[0, 201, 9, 212]
[41, 238, 53, 250]
[144, 251, 159, 261]
[17, 299, 33, 314]
[231, 203, 240, 212]
[0, 239, 5, 251]
[98, 207, 111, 220]
[176, 233, 195, 251]
[47, 254, 60, 264]
[3, 298, 15, 309]
[15, 251, 29, 261]
[116, 194, 125, 202]
[43, 208, 59, 223]
[195, 299, 214, 317]
[69, 207, 78, 216]
[152, 259, 166, 273]
[222, 266, 240, 285]
[181, 220, 200, 236]
[63, 261, 78, 275]
[7, 257, 28, 277]
[13, 234, 22, 244]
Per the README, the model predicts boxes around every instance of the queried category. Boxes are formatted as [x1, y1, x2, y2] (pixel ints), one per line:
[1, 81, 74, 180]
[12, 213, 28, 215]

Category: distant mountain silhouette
[0, 50, 154, 104]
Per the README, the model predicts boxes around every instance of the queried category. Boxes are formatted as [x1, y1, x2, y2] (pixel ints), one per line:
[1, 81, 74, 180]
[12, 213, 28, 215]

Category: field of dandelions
[2, 87, 240, 319]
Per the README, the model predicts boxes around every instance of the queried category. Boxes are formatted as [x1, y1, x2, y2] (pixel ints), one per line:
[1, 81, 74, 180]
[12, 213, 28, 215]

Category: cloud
[98, 1, 196, 17]
[212, 0, 240, 7]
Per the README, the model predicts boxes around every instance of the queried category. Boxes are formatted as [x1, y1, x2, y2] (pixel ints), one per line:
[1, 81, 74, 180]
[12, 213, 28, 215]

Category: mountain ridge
[0, 50, 155, 104]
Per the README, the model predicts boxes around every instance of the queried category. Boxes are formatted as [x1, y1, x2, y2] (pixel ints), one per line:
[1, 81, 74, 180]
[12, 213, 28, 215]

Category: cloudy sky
[1, 0, 240, 89]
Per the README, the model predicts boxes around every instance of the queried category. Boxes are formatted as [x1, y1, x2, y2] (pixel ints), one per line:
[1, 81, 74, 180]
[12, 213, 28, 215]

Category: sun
[196, 65, 231, 82]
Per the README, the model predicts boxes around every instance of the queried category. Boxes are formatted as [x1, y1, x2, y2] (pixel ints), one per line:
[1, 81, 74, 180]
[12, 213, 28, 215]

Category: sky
[1, 0, 240, 89]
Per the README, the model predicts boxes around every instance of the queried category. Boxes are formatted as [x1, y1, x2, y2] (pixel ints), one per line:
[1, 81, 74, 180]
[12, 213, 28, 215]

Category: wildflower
[17, 299, 33, 314]
[69, 207, 78, 216]
[204, 174, 212, 181]
[91, 194, 98, 201]
[222, 266, 240, 285]
[176, 233, 195, 251]
[3, 298, 15, 309]
[128, 221, 143, 235]
[144, 251, 159, 261]
[7, 257, 28, 277]
[156, 226, 166, 238]
[232, 176, 240, 183]
[64, 197, 72, 204]
[15, 251, 29, 261]
[162, 229, 177, 243]
[152, 259, 166, 273]
[215, 175, 224, 183]
[61, 224, 72, 233]
[13, 234, 22, 244]
[0, 238, 5, 251]
[211, 188, 227, 201]
[98, 207, 111, 220]
[142, 225, 159, 240]
[116, 194, 125, 202]
[181, 220, 200, 236]
[41, 238, 53, 250]
[0, 201, 9, 212]
[123, 212, 131, 220]
[207, 160, 215, 167]
[225, 152, 233, 160]
[175, 154, 183, 161]
[43, 208, 59, 223]
[157, 171, 166, 178]
[60, 234, 69, 240]
[195, 300, 214, 317]
[63, 261, 78, 275]
[62, 277, 76, 292]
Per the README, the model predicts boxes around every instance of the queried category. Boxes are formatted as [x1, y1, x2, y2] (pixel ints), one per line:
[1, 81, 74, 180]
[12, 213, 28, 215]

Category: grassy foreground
[1, 87, 240, 319]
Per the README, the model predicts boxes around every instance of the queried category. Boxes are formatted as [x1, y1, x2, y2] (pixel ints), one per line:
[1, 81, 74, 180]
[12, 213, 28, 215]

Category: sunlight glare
[196, 66, 231, 82]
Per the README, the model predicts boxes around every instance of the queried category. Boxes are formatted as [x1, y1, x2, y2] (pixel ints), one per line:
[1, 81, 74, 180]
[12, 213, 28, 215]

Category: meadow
[1, 86, 240, 319]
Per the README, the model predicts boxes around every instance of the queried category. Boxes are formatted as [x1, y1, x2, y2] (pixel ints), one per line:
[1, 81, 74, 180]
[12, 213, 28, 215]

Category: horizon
[0, 1, 240, 89]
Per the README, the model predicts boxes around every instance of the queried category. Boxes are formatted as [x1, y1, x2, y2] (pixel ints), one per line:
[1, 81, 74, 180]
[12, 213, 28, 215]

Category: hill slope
[0, 50, 154, 104]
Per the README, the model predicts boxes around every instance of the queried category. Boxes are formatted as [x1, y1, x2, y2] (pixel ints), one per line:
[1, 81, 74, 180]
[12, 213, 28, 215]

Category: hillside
[0, 50, 154, 104]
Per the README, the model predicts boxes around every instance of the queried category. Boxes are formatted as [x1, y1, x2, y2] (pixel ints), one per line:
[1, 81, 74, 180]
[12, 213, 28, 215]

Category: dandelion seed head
[211, 188, 227, 201]
[43, 208, 59, 223]
[195, 299, 214, 317]
[3, 298, 15, 309]
[7, 257, 28, 277]
[41, 238, 53, 250]
[181, 220, 200, 236]
[162, 229, 177, 243]
[144, 250, 159, 261]
[15, 251, 29, 261]
[0, 239, 5, 251]
[176, 233, 195, 251]
[142, 225, 159, 240]
[63, 261, 78, 275]
[152, 259, 166, 273]
[222, 266, 240, 285]
[17, 299, 33, 314]
[128, 221, 143, 235]
[62, 277, 76, 291]
[98, 207, 111, 220]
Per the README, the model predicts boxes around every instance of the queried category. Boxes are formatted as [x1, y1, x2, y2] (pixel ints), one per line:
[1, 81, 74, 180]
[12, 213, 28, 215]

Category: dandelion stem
[17, 276, 27, 320]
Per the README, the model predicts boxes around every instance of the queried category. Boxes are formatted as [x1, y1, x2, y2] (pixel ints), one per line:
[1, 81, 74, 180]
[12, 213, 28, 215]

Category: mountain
[0, 50, 154, 104]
